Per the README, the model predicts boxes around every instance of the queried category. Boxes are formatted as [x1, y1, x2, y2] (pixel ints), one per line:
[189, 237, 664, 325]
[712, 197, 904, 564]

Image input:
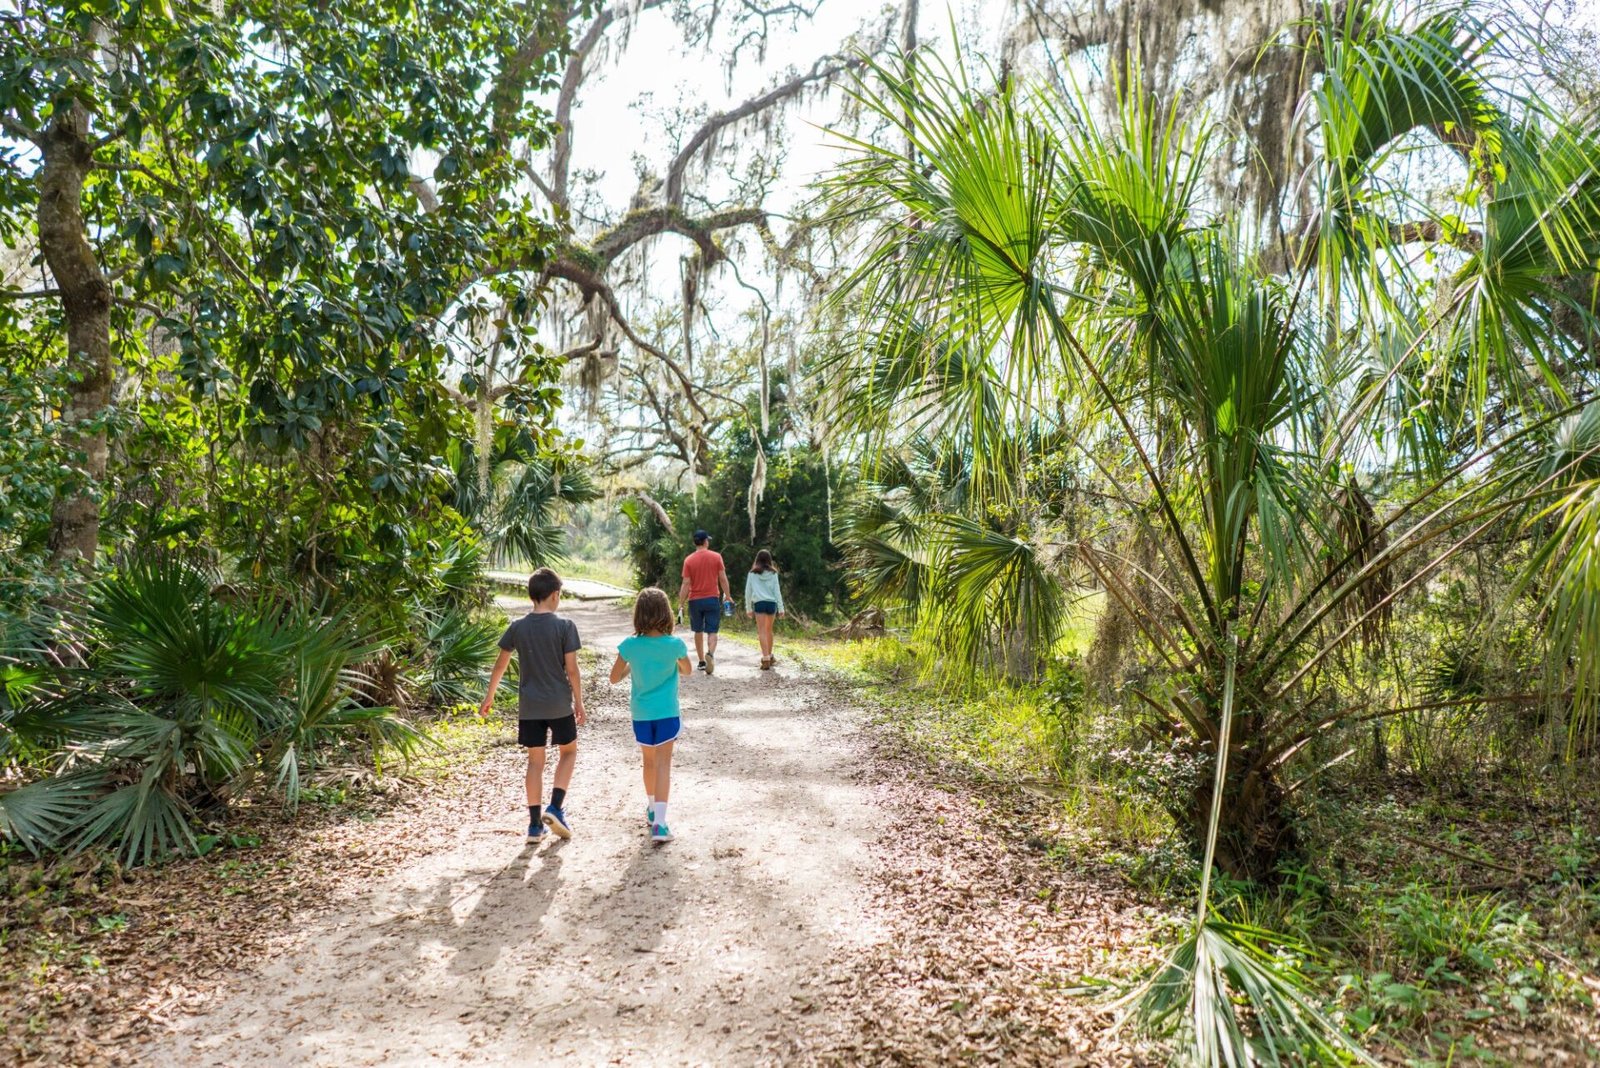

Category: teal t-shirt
[618, 634, 688, 721]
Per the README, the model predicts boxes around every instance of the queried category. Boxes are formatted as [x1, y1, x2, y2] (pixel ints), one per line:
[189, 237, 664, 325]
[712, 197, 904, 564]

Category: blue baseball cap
[693, 529, 710, 543]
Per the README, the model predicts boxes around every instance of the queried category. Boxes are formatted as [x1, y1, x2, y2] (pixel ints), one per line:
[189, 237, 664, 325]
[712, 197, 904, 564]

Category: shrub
[417, 603, 502, 707]
[0, 559, 426, 864]
[625, 426, 850, 618]
[1377, 884, 1538, 976]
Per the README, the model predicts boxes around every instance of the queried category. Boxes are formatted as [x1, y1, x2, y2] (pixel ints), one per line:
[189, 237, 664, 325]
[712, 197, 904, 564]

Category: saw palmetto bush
[0, 560, 425, 864]
[448, 428, 600, 568]
[417, 602, 504, 707]
[822, 1, 1598, 1061]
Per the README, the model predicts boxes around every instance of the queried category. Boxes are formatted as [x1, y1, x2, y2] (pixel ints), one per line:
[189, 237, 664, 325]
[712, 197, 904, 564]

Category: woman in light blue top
[743, 549, 785, 670]
[610, 587, 691, 843]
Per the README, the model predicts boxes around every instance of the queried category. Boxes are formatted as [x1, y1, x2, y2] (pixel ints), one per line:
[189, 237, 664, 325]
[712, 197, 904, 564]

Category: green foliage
[624, 489, 688, 599]
[269, 600, 426, 810]
[0, 363, 73, 625]
[417, 604, 502, 708]
[0, 559, 426, 865]
[824, 10, 1600, 1062]
[1525, 401, 1600, 753]
[625, 425, 849, 618]
[3, 0, 570, 403]
[0, 0, 581, 863]
[448, 429, 600, 567]
[925, 516, 1068, 676]
[1125, 919, 1377, 1068]
[3, 1, 578, 570]
[1377, 884, 1536, 976]
[825, 6, 1600, 880]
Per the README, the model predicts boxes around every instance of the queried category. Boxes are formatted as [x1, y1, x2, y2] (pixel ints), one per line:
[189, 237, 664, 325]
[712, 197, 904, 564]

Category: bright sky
[549, 2, 1001, 224]
[539, 0, 1599, 450]
[541, 2, 1005, 448]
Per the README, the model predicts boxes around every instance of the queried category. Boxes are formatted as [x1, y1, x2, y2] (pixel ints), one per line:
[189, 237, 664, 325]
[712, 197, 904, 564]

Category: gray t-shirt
[499, 612, 581, 719]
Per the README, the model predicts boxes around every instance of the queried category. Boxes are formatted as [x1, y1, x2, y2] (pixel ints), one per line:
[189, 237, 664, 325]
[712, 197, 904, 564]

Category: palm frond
[0, 771, 103, 855]
[433, 534, 487, 606]
[1529, 473, 1600, 753]
[86, 560, 289, 740]
[1311, 4, 1500, 185]
[72, 774, 196, 868]
[419, 604, 502, 707]
[1126, 919, 1379, 1068]
[826, 46, 1066, 503]
[0, 615, 66, 765]
[928, 517, 1067, 676]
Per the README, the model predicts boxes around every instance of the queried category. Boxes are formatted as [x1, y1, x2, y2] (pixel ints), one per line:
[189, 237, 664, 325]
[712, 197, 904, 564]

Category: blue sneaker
[543, 805, 572, 840]
[526, 819, 545, 843]
[651, 822, 673, 844]
[646, 804, 654, 826]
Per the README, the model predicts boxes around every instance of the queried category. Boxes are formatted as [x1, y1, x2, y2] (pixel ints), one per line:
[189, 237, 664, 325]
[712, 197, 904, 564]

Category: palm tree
[447, 428, 600, 568]
[0, 561, 423, 864]
[828, 0, 1597, 878]
[821, 4, 1598, 1060]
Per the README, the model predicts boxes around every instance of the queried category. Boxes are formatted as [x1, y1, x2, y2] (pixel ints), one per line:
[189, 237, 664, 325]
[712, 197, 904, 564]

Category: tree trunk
[38, 100, 112, 567]
[1186, 732, 1300, 884]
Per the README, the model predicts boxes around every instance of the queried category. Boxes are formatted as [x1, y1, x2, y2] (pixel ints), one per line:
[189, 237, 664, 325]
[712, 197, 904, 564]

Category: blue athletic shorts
[752, 600, 778, 616]
[633, 717, 681, 747]
[687, 597, 722, 634]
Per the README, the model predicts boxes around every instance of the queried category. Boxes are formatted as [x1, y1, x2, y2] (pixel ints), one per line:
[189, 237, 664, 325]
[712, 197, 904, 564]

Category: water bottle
[722, 598, 734, 618]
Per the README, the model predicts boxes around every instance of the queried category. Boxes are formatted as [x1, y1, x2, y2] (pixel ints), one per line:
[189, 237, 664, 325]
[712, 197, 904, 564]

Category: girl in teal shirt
[609, 587, 691, 842]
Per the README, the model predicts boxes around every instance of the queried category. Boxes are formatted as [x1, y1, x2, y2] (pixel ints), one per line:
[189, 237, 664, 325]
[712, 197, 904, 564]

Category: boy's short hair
[632, 587, 674, 635]
[528, 567, 563, 603]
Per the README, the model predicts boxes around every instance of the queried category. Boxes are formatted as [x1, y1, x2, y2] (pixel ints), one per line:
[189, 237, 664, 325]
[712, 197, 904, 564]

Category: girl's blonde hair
[632, 587, 674, 635]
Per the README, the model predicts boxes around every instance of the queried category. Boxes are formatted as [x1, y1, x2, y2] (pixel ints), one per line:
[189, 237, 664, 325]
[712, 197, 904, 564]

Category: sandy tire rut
[143, 598, 882, 1067]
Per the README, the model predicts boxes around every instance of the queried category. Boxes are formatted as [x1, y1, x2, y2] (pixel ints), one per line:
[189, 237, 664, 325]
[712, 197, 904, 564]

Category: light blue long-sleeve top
[743, 569, 784, 613]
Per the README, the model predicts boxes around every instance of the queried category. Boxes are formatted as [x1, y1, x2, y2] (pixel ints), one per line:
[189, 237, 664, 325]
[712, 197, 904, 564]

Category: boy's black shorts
[519, 715, 578, 748]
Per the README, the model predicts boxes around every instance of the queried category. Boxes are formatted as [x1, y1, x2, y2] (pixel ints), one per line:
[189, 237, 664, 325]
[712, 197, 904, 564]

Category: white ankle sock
[651, 801, 668, 826]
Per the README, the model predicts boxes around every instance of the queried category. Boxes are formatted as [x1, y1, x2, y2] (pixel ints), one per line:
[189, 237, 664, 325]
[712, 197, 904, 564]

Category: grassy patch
[793, 632, 1182, 881]
[556, 556, 635, 590]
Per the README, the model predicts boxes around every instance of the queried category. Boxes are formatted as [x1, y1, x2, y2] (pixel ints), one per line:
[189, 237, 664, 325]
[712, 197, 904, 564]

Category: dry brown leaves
[787, 726, 1170, 1067]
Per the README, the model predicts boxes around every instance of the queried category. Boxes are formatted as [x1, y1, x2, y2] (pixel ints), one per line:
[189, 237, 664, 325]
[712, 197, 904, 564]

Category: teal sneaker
[646, 804, 654, 827]
[651, 822, 674, 844]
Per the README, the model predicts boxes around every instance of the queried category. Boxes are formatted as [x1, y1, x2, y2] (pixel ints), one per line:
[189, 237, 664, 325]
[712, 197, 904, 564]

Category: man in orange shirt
[677, 529, 733, 675]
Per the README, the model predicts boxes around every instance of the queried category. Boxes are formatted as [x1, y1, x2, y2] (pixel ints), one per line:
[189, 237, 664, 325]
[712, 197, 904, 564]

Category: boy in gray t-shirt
[479, 568, 585, 842]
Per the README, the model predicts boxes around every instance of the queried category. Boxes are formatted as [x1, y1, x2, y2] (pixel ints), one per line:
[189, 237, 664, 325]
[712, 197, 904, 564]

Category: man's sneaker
[697, 659, 707, 672]
[526, 819, 546, 843]
[542, 805, 572, 840]
[651, 823, 674, 843]
[704, 652, 715, 676]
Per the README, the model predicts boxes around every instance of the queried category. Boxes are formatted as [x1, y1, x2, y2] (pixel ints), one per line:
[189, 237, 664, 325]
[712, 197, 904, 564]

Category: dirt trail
[142, 597, 882, 1067]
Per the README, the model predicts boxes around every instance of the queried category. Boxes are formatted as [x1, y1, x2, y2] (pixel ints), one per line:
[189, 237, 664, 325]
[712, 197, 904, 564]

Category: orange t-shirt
[681, 548, 725, 600]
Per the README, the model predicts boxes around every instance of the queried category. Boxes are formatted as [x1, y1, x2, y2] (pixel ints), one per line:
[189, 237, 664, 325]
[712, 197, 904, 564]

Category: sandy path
[142, 598, 881, 1067]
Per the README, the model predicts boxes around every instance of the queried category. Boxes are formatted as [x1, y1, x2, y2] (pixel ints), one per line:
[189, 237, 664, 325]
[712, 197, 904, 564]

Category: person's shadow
[598, 836, 683, 962]
[442, 839, 566, 975]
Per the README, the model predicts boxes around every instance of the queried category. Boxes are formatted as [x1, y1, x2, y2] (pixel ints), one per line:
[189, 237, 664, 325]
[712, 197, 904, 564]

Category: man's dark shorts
[687, 596, 723, 634]
[519, 715, 577, 748]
